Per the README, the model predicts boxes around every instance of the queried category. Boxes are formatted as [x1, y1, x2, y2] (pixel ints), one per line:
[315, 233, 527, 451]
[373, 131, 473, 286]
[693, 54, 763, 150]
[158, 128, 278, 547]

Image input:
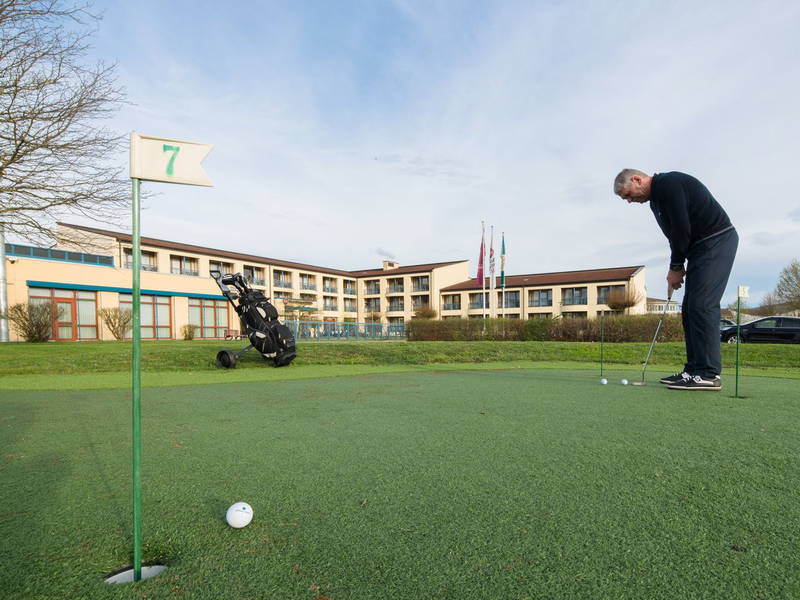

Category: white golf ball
[620, 379, 629, 386]
[226, 502, 253, 528]
[600, 378, 608, 385]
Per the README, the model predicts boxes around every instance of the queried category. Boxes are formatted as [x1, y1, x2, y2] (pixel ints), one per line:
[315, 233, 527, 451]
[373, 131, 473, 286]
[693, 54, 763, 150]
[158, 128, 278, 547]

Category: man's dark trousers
[682, 228, 738, 378]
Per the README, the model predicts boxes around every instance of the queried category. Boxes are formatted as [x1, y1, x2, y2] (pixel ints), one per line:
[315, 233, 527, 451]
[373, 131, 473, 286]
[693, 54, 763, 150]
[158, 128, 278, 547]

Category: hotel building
[2, 223, 647, 341]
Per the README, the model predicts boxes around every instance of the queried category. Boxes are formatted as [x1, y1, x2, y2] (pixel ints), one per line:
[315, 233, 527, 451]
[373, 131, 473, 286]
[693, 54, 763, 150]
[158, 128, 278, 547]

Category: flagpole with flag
[500, 232, 506, 318]
[489, 226, 496, 318]
[477, 221, 486, 319]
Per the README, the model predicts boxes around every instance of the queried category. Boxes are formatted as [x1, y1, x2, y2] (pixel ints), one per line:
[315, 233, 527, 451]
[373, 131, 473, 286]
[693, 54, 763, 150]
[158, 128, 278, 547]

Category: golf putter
[631, 290, 673, 386]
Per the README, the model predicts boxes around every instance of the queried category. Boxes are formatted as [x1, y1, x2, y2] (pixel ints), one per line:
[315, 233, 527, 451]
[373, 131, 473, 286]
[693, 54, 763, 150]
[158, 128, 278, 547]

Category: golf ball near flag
[620, 379, 629, 386]
[600, 378, 608, 385]
[226, 502, 253, 528]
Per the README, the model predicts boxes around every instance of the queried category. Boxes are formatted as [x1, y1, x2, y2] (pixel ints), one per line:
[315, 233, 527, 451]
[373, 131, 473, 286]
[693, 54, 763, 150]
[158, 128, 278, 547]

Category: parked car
[720, 316, 800, 344]
[720, 318, 736, 329]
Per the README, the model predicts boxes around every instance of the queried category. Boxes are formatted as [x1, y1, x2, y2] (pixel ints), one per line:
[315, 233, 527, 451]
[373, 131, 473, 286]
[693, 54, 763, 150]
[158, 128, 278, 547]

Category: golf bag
[210, 270, 296, 368]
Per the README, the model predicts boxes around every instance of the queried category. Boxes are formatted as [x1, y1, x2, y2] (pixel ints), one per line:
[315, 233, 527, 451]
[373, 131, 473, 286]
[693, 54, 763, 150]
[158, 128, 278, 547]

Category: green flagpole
[131, 177, 142, 582]
[735, 295, 741, 399]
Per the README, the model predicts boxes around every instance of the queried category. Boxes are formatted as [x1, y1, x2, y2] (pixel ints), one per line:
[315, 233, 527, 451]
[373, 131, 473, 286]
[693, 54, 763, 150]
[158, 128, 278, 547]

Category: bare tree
[605, 287, 643, 313]
[0, 0, 128, 246]
[752, 291, 780, 316]
[775, 259, 800, 310]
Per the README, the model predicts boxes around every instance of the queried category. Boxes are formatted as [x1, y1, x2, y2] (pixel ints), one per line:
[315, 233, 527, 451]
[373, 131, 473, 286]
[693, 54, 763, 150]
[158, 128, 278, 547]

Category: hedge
[406, 315, 685, 343]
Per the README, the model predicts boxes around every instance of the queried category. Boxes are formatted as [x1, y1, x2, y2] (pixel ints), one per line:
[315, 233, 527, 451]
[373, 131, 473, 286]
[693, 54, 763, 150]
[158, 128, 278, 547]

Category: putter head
[631, 381, 647, 386]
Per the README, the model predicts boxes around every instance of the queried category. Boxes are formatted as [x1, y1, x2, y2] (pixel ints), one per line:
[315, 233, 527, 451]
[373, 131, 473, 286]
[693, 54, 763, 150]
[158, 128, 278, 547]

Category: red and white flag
[476, 221, 485, 282]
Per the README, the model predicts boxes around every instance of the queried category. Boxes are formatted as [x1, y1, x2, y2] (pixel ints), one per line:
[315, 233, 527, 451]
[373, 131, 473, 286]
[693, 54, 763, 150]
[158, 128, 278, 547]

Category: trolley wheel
[216, 349, 238, 369]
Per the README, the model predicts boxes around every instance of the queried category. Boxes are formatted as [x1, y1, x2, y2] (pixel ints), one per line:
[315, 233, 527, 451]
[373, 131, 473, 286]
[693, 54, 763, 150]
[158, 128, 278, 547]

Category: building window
[210, 260, 234, 276]
[529, 289, 552, 307]
[188, 298, 229, 338]
[411, 276, 429, 292]
[365, 280, 380, 295]
[468, 292, 489, 309]
[528, 312, 552, 319]
[344, 299, 357, 312]
[499, 291, 520, 308]
[562, 287, 587, 306]
[243, 265, 265, 286]
[124, 249, 158, 272]
[120, 294, 172, 339]
[411, 295, 429, 310]
[323, 277, 338, 293]
[442, 294, 461, 310]
[323, 296, 338, 311]
[562, 311, 588, 319]
[343, 280, 357, 295]
[273, 270, 291, 288]
[388, 299, 405, 312]
[597, 285, 625, 305]
[300, 274, 317, 291]
[28, 288, 98, 340]
[364, 298, 381, 312]
[387, 278, 404, 294]
[170, 255, 198, 276]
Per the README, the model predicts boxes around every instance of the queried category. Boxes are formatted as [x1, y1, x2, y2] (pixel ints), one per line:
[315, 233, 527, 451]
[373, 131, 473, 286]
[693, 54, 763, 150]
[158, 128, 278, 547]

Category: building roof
[58, 222, 366, 278]
[441, 266, 644, 292]
[349, 260, 467, 278]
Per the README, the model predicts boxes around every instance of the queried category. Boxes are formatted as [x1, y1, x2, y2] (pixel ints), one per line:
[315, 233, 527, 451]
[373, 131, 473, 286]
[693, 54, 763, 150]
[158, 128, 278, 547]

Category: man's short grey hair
[613, 168, 649, 193]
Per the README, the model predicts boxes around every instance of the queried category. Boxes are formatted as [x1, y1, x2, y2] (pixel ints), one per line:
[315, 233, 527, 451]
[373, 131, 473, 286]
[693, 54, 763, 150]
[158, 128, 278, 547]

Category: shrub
[406, 314, 683, 343]
[181, 324, 199, 340]
[605, 287, 643, 312]
[99, 307, 133, 341]
[413, 306, 437, 319]
[5, 302, 53, 342]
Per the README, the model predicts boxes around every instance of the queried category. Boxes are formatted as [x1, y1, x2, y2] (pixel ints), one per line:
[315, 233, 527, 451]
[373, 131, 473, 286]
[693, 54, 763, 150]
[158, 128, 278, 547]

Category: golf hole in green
[104, 565, 167, 584]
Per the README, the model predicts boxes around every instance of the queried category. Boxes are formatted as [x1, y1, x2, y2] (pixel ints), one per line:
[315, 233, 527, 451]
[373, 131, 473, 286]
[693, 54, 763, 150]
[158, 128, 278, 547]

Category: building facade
[2, 223, 648, 341]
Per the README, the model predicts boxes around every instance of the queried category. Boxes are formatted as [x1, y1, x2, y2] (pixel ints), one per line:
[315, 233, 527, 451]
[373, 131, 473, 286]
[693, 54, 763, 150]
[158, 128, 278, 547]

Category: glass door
[54, 299, 76, 340]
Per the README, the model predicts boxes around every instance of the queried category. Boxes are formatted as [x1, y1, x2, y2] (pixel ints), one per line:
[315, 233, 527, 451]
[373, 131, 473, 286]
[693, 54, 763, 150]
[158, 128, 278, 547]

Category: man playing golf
[614, 169, 738, 390]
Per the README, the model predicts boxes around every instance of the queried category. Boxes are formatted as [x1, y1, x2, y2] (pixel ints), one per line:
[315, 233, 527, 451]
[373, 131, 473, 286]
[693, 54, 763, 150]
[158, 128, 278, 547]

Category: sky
[56, 0, 800, 305]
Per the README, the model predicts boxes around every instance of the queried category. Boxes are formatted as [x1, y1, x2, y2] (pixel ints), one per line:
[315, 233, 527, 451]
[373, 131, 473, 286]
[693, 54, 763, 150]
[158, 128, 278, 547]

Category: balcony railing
[323, 286, 338, 293]
[323, 304, 338, 311]
[274, 279, 292, 288]
[442, 303, 461, 311]
[364, 305, 381, 312]
[125, 262, 158, 272]
[386, 286, 404, 294]
[502, 301, 521, 308]
[301, 283, 317, 290]
[412, 285, 430, 292]
[563, 299, 588, 306]
[388, 305, 404, 312]
[171, 267, 198, 276]
[344, 306, 357, 312]
[343, 288, 357, 296]
[529, 300, 553, 307]
[365, 286, 380, 295]
[469, 302, 486, 309]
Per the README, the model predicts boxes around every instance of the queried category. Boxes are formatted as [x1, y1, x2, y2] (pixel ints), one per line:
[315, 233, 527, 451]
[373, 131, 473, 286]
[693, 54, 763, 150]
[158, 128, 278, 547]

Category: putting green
[1, 368, 798, 599]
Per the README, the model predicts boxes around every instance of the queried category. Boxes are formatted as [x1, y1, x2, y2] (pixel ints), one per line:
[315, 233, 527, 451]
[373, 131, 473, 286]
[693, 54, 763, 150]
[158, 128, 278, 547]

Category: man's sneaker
[660, 371, 690, 385]
[667, 374, 722, 391]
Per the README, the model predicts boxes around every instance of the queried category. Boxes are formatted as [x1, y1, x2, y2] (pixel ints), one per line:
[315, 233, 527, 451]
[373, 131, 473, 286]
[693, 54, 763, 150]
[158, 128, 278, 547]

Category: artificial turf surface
[1, 368, 798, 599]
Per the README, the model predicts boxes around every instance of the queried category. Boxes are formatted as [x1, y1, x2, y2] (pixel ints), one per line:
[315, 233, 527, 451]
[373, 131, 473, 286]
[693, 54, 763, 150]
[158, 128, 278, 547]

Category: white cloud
[57, 0, 800, 305]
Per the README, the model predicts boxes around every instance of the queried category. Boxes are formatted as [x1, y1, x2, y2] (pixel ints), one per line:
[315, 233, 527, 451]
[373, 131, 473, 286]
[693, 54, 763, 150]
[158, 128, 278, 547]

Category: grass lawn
[2, 368, 798, 599]
[0, 340, 797, 390]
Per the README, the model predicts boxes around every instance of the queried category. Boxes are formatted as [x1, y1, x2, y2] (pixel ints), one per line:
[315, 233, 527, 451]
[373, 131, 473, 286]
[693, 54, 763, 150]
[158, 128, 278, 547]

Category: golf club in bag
[210, 270, 296, 368]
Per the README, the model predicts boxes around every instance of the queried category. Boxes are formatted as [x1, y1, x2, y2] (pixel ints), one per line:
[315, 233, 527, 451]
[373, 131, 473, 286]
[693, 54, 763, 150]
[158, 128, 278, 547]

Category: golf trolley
[210, 270, 296, 368]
